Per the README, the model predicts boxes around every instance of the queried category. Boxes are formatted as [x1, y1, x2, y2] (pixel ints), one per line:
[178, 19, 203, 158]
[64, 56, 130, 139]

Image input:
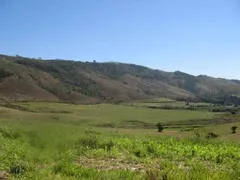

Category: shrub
[231, 126, 237, 134]
[156, 123, 164, 132]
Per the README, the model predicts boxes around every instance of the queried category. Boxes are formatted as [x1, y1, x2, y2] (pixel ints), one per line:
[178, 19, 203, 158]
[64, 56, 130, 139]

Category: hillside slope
[0, 54, 240, 103]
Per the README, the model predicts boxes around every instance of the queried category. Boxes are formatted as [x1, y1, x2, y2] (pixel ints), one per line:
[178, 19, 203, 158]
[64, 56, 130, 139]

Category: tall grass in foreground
[0, 125, 240, 180]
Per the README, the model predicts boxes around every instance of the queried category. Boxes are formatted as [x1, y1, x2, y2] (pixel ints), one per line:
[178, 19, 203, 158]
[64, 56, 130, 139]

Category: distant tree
[16, 54, 22, 60]
[231, 126, 237, 134]
[156, 123, 164, 132]
[230, 109, 237, 115]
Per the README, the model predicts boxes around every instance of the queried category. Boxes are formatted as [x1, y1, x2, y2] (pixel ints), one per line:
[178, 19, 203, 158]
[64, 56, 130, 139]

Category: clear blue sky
[1, 0, 240, 79]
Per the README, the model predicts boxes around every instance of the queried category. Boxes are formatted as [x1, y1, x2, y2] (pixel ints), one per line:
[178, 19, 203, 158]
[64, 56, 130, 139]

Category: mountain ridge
[0, 54, 240, 103]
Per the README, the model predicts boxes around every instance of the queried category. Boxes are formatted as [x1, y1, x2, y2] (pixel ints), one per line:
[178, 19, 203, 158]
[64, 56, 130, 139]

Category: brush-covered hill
[0, 54, 240, 103]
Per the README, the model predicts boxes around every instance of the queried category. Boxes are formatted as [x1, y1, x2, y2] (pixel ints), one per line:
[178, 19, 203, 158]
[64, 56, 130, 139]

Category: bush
[156, 123, 164, 132]
[231, 126, 237, 134]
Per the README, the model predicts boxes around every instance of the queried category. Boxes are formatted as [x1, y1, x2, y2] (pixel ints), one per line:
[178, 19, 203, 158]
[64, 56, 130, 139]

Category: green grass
[135, 97, 176, 103]
[0, 102, 239, 179]
[0, 125, 240, 179]
[8, 102, 216, 126]
[126, 101, 211, 108]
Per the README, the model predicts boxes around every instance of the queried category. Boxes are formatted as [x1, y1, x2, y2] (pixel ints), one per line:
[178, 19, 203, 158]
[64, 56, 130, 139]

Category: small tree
[231, 126, 237, 134]
[156, 123, 164, 132]
[229, 108, 238, 115]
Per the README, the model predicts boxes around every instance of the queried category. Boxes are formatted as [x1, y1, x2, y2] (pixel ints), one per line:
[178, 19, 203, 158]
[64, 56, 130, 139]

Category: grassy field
[134, 98, 176, 103]
[123, 101, 212, 110]
[1, 102, 217, 127]
[0, 102, 240, 179]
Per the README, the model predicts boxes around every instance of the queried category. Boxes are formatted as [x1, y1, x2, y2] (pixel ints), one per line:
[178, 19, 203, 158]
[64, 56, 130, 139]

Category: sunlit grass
[0, 102, 239, 179]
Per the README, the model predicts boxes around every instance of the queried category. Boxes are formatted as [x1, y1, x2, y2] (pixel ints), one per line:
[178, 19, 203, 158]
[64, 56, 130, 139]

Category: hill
[1, 54, 240, 103]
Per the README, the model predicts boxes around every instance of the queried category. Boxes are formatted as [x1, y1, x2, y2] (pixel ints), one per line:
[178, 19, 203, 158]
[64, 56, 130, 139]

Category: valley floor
[0, 102, 240, 179]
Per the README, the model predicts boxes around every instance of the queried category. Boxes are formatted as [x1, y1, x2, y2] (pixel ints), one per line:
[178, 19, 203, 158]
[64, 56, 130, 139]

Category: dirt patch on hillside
[0, 171, 8, 180]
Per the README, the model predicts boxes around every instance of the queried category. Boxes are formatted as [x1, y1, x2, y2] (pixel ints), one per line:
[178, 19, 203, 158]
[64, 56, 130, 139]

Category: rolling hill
[0, 54, 240, 103]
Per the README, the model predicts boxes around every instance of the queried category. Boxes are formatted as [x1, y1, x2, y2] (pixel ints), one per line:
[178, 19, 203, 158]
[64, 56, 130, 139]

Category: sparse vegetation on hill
[0, 69, 13, 80]
[1, 54, 240, 103]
